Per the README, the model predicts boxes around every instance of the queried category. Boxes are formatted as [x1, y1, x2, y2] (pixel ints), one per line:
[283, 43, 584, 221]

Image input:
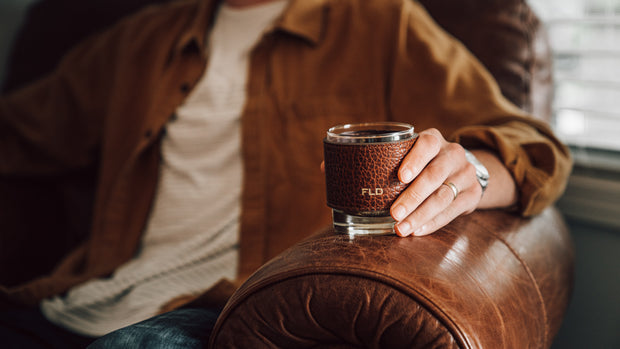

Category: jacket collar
[275, 0, 328, 45]
[173, 0, 219, 55]
[173, 0, 329, 55]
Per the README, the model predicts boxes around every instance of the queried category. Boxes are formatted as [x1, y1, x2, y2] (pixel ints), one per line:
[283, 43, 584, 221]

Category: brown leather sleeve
[209, 208, 573, 348]
[323, 138, 415, 215]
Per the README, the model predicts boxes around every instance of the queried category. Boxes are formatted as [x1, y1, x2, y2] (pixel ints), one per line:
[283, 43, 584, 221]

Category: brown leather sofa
[208, 1, 574, 348]
[211, 209, 573, 348]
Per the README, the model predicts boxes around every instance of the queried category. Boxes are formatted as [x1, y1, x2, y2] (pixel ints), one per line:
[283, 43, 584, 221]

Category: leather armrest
[210, 208, 573, 348]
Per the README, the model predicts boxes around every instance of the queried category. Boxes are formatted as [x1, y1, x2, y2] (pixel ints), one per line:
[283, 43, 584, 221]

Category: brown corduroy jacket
[0, 0, 571, 308]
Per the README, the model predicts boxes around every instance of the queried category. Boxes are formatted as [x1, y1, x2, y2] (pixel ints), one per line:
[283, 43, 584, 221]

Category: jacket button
[144, 129, 153, 138]
[180, 83, 191, 93]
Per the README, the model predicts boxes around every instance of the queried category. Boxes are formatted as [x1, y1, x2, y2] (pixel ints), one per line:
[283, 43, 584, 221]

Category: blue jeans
[88, 307, 221, 349]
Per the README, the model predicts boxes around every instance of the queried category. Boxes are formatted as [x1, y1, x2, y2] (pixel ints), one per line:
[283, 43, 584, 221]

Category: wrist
[468, 149, 518, 209]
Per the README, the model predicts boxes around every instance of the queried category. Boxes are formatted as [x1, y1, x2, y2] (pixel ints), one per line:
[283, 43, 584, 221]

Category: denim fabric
[87, 307, 221, 349]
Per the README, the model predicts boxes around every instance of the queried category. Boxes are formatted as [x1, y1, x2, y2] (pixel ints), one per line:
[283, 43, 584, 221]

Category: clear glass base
[332, 209, 396, 236]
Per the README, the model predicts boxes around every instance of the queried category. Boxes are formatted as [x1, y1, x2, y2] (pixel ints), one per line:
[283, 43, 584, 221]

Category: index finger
[398, 129, 442, 183]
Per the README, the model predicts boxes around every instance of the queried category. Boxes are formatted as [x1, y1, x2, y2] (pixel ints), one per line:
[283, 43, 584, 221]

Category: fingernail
[413, 225, 427, 236]
[401, 169, 413, 183]
[393, 205, 406, 220]
[397, 221, 411, 236]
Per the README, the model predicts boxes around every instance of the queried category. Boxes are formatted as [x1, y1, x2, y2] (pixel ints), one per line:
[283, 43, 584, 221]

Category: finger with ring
[443, 182, 459, 200]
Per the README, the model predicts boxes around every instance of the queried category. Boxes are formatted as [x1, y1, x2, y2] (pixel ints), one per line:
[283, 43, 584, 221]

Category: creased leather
[209, 208, 574, 348]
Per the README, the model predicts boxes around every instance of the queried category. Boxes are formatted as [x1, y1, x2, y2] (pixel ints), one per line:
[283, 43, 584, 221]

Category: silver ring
[443, 182, 459, 200]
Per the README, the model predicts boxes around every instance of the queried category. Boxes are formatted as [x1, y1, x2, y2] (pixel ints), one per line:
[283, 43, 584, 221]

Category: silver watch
[464, 149, 489, 193]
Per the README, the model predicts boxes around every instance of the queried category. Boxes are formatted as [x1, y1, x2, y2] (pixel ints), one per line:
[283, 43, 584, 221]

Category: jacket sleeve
[389, 0, 572, 216]
[0, 23, 123, 176]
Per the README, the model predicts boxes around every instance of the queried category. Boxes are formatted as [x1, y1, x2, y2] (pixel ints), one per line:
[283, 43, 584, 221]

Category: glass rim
[326, 122, 414, 144]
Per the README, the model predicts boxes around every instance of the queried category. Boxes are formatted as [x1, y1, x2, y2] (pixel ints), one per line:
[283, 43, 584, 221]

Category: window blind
[529, 0, 620, 152]
[530, 0, 620, 228]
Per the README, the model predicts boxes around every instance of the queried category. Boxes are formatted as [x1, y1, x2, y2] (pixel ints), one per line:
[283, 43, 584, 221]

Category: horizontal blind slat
[529, 0, 620, 152]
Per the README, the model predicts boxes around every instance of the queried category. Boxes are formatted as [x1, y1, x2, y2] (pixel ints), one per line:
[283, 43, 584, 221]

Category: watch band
[464, 149, 489, 193]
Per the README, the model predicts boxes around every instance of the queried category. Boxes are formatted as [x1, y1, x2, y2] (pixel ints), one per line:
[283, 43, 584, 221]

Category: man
[0, 0, 572, 347]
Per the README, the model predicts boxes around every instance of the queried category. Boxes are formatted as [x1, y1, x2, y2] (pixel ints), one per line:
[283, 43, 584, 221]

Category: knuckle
[471, 182, 483, 197]
[402, 188, 425, 205]
[447, 142, 465, 158]
[426, 128, 441, 138]
[426, 162, 449, 181]
[419, 132, 441, 152]
[460, 184, 481, 203]
[463, 161, 477, 178]
[461, 163, 481, 195]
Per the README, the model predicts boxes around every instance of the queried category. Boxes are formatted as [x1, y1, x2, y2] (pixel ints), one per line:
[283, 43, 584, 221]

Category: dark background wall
[0, 0, 34, 85]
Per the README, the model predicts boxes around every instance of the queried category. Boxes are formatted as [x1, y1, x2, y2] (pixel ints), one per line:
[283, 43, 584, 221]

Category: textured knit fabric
[39, 1, 287, 336]
[0, 0, 572, 308]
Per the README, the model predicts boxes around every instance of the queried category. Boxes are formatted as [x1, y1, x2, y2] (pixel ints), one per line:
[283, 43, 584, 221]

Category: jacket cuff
[451, 122, 572, 216]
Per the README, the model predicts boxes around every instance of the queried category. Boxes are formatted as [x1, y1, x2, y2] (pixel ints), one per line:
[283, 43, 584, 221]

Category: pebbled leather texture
[323, 137, 416, 215]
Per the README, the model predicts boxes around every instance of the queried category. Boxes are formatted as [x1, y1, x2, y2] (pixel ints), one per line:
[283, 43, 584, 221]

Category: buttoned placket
[237, 30, 280, 277]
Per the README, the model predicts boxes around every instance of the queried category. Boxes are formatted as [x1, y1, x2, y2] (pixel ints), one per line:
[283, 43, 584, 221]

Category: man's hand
[391, 128, 517, 237]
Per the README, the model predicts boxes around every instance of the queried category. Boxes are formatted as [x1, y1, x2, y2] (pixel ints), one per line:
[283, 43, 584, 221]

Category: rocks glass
[323, 122, 416, 235]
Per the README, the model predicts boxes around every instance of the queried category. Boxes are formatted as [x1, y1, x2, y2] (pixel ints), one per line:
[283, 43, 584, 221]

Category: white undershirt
[41, 0, 288, 337]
